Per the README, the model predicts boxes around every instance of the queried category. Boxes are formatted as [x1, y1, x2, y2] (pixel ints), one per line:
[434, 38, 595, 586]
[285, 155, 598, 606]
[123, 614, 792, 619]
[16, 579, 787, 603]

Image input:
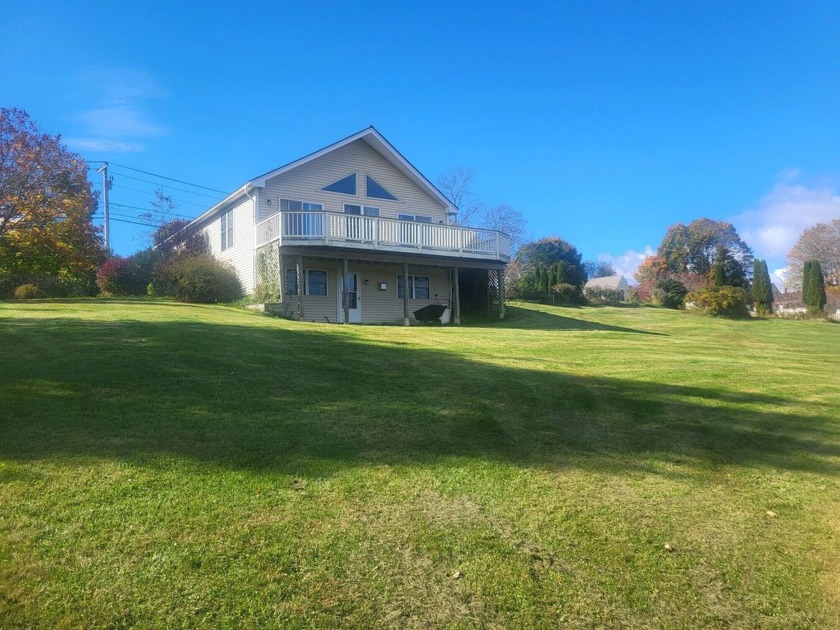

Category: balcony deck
[255, 212, 510, 262]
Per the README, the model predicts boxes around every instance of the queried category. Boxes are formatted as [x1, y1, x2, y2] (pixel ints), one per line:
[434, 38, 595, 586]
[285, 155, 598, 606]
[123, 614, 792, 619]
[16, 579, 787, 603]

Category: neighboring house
[584, 275, 629, 300]
[775, 289, 840, 320]
[181, 127, 510, 324]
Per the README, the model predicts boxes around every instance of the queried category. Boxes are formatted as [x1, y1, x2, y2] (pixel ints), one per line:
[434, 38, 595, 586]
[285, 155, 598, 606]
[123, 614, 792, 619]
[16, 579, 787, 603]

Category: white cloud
[732, 172, 840, 262]
[596, 246, 655, 281]
[65, 68, 167, 154]
[63, 137, 146, 153]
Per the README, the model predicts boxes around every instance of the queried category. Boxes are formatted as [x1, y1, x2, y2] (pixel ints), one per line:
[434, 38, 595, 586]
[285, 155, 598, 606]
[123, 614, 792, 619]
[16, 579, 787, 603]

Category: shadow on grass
[1, 315, 837, 479]
[465, 305, 667, 335]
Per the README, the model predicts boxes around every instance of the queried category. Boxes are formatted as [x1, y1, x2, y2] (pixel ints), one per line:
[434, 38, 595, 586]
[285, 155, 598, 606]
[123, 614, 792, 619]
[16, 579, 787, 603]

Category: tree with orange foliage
[0, 108, 105, 296]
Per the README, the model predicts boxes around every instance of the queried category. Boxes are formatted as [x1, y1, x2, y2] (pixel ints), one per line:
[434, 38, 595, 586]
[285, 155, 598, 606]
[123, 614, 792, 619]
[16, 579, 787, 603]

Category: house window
[285, 269, 326, 296]
[398, 213, 432, 223]
[344, 204, 380, 217]
[281, 199, 324, 237]
[322, 173, 356, 195]
[306, 270, 327, 296]
[284, 269, 298, 295]
[397, 275, 430, 299]
[280, 199, 323, 212]
[366, 175, 398, 201]
[220, 209, 234, 250]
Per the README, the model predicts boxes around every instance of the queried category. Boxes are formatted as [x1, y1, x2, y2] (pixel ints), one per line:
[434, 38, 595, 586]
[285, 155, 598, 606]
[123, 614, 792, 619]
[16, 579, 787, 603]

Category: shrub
[687, 286, 750, 318]
[96, 250, 159, 296]
[168, 255, 241, 303]
[654, 278, 688, 309]
[552, 282, 584, 304]
[585, 287, 623, 304]
[14, 284, 40, 299]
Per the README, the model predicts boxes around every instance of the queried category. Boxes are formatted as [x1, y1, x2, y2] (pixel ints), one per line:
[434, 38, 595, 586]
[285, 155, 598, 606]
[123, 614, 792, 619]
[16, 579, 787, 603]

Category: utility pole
[96, 162, 111, 251]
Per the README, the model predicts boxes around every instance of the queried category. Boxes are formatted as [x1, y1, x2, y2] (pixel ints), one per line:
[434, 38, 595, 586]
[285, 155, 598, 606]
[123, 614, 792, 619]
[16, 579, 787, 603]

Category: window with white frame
[220, 209, 234, 250]
[397, 213, 432, 223]
[397, 275, 430, 299]
[344, 204, 380, 217]
[280, 199, 323, 212]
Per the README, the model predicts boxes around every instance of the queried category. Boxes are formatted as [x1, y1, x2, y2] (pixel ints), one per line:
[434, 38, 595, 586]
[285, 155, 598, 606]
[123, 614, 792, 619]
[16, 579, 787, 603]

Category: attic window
[322, 173, 356, 195]
[366, 175, 398, 201]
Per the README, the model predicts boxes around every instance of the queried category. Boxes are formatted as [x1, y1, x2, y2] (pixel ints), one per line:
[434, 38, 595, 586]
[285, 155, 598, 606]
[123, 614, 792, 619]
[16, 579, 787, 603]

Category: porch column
[498, 268, 506, 319]
[296, 255, 304, 320]
[342, 257, 350, 325]
[278, 252, 285, 303]
[403, 262, 410, 326]
[453, 266, 461, 325]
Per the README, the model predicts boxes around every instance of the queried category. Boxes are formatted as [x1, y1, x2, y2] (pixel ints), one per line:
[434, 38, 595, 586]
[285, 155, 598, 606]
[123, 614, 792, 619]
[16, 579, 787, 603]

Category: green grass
[1, 298, 839, 628]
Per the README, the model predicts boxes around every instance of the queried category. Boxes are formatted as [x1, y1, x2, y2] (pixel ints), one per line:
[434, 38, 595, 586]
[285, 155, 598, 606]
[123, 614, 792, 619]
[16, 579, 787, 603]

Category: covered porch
[255, 243, 505, 325]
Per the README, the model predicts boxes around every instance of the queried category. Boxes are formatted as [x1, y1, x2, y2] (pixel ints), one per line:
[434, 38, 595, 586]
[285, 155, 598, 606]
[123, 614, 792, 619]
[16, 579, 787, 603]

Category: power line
[110, 201, 193, 220]
[110, 183, 211, 208]
[108, 170, 224, 201]
[108, 162, 229, 194]
[92, 215, 159, 228]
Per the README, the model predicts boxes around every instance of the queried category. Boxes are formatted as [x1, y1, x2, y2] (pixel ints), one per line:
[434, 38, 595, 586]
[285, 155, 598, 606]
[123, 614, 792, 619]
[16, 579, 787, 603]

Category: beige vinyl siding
[259, 139, 447, 223]
[284, 258, 451, 324]
[200, 195, 255, 294]
[356, 264, 450, 324]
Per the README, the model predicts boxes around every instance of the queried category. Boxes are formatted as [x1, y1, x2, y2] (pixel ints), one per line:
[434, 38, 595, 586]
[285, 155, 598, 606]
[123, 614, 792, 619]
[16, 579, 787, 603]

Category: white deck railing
[255, 212, 510, 261]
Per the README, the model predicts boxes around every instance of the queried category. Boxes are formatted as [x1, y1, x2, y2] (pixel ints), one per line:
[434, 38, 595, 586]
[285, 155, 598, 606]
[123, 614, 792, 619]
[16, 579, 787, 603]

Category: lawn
[1, 299, 838, 628]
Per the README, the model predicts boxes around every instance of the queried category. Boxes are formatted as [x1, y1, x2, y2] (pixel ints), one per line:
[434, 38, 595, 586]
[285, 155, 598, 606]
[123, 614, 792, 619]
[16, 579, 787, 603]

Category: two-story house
[184, 127, 509, 324]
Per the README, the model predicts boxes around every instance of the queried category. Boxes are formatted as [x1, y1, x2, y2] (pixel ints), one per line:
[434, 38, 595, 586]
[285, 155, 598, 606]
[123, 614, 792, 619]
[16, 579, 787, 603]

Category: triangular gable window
[366, 175, 398, 201]
[322, 173, 356, 195]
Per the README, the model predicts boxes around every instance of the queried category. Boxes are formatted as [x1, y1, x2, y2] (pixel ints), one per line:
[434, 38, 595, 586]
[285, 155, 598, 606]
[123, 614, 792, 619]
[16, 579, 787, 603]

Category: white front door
[337, 271, 362, 323]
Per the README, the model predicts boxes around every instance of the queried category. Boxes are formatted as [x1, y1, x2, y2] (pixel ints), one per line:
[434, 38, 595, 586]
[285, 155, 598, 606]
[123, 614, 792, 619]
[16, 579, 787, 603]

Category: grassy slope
[1, 299, 838, 628]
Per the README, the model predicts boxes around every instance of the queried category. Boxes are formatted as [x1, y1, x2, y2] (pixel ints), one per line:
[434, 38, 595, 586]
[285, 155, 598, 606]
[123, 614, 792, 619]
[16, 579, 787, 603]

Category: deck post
[498, 268, 506, 319]
[453, 266, 461, 325]
[278, 253, 285, 303]
[403, 262, 410, 326]
[296, 255, 304, 320]
[343, 257, 350, 325]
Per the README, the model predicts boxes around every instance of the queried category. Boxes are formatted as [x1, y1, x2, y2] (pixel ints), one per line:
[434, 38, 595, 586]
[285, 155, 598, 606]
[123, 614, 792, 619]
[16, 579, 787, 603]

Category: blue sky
[3, 1, 840, 284]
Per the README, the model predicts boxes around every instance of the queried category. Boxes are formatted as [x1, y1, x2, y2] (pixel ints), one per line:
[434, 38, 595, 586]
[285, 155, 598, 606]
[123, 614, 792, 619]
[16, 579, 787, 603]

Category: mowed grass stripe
[1, 299, 838, 628]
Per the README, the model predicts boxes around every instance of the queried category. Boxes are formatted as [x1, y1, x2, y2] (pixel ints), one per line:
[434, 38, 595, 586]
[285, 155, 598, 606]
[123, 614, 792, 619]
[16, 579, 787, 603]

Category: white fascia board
[186, 184, 252, 230]
[249, 127, 458, 214]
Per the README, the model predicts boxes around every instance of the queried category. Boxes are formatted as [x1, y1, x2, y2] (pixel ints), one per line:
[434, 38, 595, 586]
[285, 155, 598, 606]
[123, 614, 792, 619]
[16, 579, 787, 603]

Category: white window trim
[344, 203, 380, 217]
[220, 208, 234, 251]
[397, 213, 432, 223]
[280, 198, 324, 212]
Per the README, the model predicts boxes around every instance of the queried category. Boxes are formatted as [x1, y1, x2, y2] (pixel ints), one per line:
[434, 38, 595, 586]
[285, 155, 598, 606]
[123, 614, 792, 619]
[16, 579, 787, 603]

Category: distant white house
[584, 275, 630, 301]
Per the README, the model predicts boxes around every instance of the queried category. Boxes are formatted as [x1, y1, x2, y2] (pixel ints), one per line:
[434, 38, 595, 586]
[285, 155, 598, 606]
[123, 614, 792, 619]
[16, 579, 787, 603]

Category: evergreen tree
[752, 259, 774, 315]
[547, 268, 557, 291]
[540, 267, 550, 293]
[805, 261, 827, 312]
[802, 260, 813, 303]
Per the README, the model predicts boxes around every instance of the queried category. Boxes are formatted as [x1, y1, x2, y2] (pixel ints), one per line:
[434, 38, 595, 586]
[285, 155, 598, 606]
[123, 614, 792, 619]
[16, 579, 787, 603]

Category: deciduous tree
[657, 218, 753, 280]
[584, 260, 617, 279]
[787, 219, 840, 289]
[516, 236, 587, 296]
[0, 107, 104, 295]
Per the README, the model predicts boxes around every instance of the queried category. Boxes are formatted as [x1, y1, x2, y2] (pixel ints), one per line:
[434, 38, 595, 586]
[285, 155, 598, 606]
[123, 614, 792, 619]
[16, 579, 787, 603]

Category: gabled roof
[187, 127, 456, 230]
[253, 127, 456, 211]
[584, 275, 628, 290]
